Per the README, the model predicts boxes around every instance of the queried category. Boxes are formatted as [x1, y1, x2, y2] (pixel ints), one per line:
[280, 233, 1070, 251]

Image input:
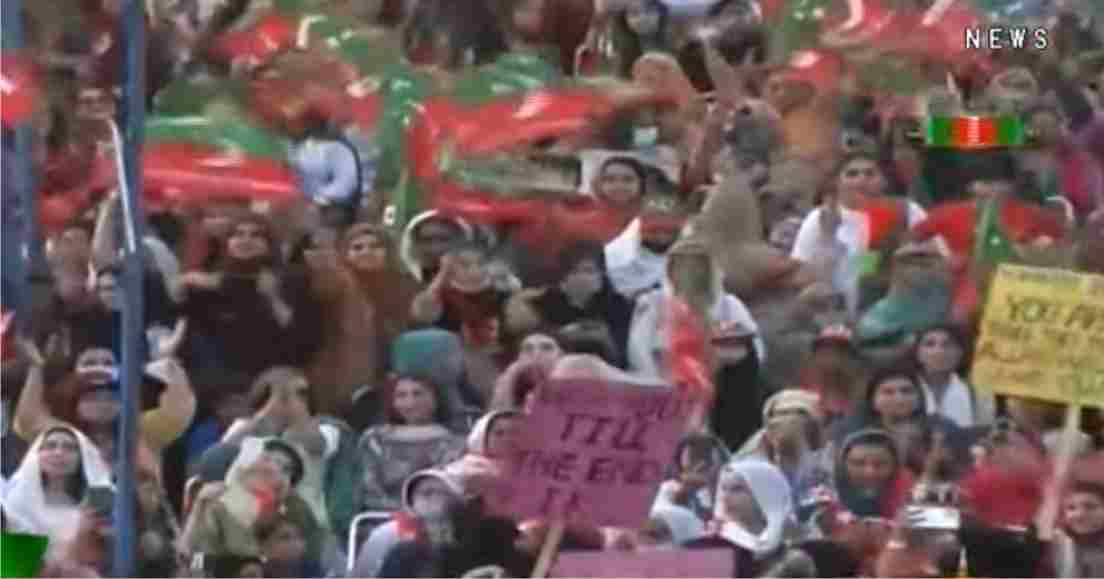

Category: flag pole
[1, 0, 40, 335]
[113, 0, 148, 575]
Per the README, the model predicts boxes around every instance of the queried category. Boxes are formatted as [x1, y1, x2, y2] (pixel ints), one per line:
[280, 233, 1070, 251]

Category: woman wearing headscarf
[302, 222, 419, 425]
[221, 367, 343, 536]
[376, 470, 533, 578]
[390, 329, 488, 419]
[911, 324, 996, 429]
[182, 437, 324, 563]
[505, 242, 634, 359]
[410, 242, 515, 360]
[2, 424, 111, 545]
[356, 372, 466, 513]
[684, 459, 798, 576]
[176, 213, 323, 395]
[12, 339, 195, 476]
[442, 410, 521, 502]
[652, 433, 732, 522]
[797, 428, 914, 527]
[736, 389, 825, 491]
[827, 366, 966, 458]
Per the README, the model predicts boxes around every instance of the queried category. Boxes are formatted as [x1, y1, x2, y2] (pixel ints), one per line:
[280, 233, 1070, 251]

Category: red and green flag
[1, 532, 49, 578]
[974, 197, 1018, 266]
[925, 116, 1028, 149]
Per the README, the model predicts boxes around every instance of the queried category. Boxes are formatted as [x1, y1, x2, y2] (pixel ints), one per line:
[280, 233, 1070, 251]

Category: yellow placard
[970, 264, 1104, 409]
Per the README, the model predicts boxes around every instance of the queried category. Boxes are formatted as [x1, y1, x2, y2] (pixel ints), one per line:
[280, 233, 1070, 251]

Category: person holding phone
[653, 433, 731, 522]
[3, 425, 112, 544]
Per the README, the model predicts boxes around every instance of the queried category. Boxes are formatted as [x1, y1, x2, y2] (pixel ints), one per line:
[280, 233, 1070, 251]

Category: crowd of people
[2, 0, 1104, 577]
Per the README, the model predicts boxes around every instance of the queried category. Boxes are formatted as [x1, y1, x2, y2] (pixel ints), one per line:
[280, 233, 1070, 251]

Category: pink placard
[550, 548, 734, 578]
[501, 378, 691, 528]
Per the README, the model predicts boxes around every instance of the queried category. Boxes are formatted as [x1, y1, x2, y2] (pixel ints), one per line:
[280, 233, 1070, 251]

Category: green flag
[770, 0, 833, 61]
[974, 198, 1018, 265]
[1, 532, 49, 578]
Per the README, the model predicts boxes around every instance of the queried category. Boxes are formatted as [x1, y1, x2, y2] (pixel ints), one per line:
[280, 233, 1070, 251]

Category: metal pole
[113, 0, 148, 575]
[1, 0, 39, 331]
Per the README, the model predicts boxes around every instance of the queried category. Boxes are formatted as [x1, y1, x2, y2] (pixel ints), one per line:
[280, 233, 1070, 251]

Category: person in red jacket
[910, 152, 1067, 323]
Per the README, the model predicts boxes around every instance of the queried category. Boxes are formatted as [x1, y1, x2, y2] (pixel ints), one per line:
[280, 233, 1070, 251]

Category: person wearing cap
[183, 437, 324, 564]
[798, 324, 865, 428]
[853, 240, 953, 365]
[605, 191, 692, 299]
[735, 389, 826, 492]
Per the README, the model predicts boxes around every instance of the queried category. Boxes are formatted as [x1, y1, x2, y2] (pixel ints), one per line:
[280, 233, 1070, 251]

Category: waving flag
[974, 197, 1018, 266]
[666, 295, 715, 406]
[145, 115, 290, 160]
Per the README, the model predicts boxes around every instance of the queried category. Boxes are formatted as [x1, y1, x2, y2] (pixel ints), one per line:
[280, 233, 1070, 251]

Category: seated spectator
[357, 374, 465, 512]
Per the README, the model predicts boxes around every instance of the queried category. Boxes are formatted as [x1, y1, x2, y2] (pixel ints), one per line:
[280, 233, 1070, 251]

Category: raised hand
[149, 318, 188, 360]
[144, 357, 190, 386]
[256, 269, 282, 299]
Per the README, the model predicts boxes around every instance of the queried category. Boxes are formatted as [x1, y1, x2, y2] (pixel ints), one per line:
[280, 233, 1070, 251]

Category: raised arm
[410, 256, 453, 325]
[140, 356, 197, 453]
[12, 337, 58, 440]
[90, 191, 121, 270]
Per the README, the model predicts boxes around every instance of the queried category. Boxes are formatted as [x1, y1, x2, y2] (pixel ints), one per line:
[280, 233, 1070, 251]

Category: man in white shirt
[606, 192, 691, 300]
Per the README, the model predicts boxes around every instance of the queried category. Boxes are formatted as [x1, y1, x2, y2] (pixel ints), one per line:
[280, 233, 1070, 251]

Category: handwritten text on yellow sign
[971, 265, 1104, 408]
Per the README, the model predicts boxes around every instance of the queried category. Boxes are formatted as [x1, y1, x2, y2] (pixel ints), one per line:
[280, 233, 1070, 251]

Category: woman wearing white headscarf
[2, 424, 112, 545]
[182, 436, 325, 564]
[442, 410, 520, 500]
[684, 459, 797, 576]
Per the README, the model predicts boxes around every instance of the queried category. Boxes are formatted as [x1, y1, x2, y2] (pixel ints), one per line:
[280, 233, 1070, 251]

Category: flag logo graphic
[1, 532, 49, 578]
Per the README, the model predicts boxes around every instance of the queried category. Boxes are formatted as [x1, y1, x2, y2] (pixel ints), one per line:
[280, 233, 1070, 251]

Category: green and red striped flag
[925, 116, 1027, 149]
[1, 532, 49, 578]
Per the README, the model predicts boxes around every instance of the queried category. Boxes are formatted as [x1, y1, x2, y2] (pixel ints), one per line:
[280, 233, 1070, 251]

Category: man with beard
[604, 191, 691, 300]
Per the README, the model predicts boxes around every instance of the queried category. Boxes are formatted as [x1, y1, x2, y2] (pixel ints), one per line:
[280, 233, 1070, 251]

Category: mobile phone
[84, 485, 116, 517]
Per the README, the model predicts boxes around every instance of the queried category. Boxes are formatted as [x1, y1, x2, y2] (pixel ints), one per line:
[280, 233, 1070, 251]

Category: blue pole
[114, 0, 147, 576]
[1, 0, 39, 331]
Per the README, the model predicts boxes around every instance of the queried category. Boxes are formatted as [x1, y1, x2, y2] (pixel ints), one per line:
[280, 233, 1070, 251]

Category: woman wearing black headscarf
[505, 242, 634, 360]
